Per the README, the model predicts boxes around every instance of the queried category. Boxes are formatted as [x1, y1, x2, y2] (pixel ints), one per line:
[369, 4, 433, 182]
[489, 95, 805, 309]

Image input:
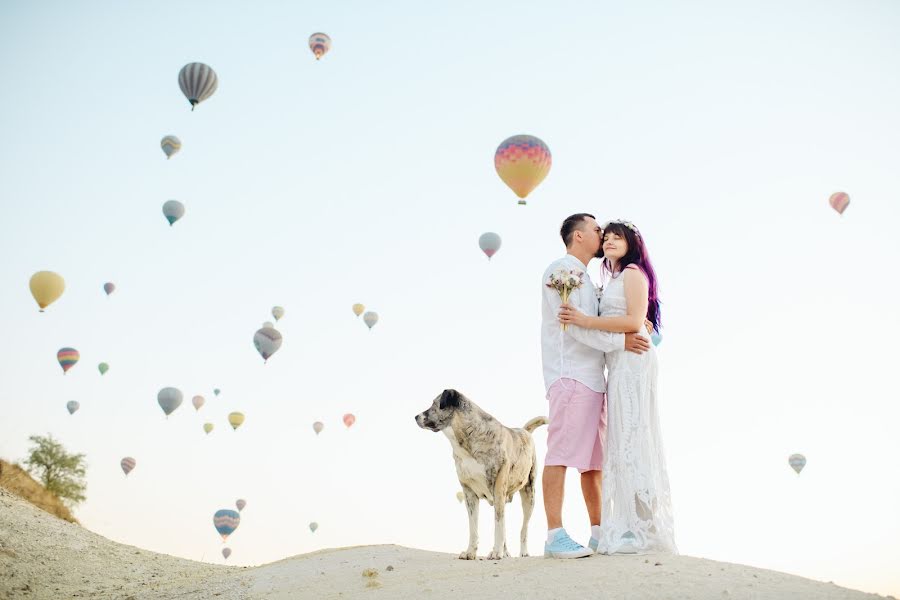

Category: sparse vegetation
[23, 434, 87, 508]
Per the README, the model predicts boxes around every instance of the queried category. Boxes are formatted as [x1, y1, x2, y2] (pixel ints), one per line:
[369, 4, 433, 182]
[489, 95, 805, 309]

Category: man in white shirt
[541, 213, 650, 559]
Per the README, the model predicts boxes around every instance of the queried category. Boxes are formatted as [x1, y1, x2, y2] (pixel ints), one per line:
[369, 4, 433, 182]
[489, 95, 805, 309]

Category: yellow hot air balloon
[228, 412, 245, 431]
[352, 303, 365, 317]
[29, 271, 65, 312]
[203, 422, 215, 435]
[494, 135, 552, 205]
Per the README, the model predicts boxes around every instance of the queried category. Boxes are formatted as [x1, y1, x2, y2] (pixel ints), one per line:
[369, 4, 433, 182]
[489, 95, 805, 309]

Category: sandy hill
[0, 487, 889, 600]
[0, 460, 76, 524]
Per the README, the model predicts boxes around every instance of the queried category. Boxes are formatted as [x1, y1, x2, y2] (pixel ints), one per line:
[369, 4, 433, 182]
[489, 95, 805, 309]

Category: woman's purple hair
[600, 221, 662, 332]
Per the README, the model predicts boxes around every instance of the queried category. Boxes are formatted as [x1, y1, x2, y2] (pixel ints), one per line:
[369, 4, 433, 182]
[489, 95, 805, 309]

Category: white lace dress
[594, 268, 677, 555]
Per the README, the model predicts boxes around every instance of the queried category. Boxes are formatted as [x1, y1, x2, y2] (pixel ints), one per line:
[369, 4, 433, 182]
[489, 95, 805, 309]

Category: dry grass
[0, 459, 78, 524]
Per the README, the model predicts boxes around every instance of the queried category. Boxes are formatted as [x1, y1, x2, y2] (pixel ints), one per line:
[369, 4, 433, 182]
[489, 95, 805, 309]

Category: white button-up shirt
[541, 254, 625, 393]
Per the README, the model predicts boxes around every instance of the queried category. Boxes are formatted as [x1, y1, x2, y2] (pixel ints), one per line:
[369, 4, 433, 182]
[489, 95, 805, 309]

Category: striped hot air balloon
[253, 327, 282, 362]
[478, 232, 502, 260]
[57, 348, 80, 374]
[213, 509, 241, 541]
[494, 135, 552, 205]
[178, 63, 218, 110]
[120, 457, 136, 476]
[160, 135, 181, 159]
[788, 453, 806, 474]
[308, 33, 332, 60]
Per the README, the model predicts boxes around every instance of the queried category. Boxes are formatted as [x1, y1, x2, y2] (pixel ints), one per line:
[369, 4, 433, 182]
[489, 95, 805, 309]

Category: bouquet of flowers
[546, 267, 584, 331]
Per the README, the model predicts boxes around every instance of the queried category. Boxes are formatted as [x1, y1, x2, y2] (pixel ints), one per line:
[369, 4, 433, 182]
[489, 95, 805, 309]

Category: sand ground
[1, 488, 891, 600]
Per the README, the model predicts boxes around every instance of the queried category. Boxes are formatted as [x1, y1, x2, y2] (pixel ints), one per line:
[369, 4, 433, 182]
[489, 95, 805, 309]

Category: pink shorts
[545, 379, 607, 473]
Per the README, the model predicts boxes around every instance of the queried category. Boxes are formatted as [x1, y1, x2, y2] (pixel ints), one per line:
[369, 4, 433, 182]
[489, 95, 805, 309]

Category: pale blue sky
[1, 0, 899, 596]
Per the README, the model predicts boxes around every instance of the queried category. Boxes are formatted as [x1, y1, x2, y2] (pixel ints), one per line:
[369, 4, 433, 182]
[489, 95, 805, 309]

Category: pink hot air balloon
[343, 413, 356, 428]
[222, 547, 232, 560]
[494, 135, 552, 205]
[192, 395, 205, 411]
[829, 192, 850, 215]
[236, 498, 246, 512]
[313, 421, 324, 435]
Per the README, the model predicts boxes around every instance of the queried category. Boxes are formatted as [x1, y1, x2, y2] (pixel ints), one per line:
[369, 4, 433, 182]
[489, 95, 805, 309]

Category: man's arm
[544, 282, 625, 352]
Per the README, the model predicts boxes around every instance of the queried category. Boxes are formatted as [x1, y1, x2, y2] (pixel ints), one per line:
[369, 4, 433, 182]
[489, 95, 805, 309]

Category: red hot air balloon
[343, 413, 356, 428]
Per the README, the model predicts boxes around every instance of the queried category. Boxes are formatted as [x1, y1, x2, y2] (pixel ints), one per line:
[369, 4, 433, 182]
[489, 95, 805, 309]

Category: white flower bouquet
[546, 267, 584, 331]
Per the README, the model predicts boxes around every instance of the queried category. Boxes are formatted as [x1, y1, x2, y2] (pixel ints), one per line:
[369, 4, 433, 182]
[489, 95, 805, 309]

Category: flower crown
[602, 219, 640, 236]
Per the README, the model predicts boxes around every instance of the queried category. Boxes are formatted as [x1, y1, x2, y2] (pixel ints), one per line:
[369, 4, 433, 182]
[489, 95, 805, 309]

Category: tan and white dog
[415, 389, 548, 560]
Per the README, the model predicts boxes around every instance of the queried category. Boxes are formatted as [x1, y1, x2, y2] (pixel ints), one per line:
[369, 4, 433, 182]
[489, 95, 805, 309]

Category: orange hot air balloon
[343, 413, 356, 428]
[494, 135, 552, 205]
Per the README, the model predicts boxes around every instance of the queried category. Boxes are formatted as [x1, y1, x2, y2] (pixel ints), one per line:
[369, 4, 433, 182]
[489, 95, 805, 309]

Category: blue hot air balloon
[213, 509, 241, 542]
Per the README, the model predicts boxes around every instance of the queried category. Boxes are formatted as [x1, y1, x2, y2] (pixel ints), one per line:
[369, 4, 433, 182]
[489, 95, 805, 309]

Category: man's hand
[625, 332, 650, 354]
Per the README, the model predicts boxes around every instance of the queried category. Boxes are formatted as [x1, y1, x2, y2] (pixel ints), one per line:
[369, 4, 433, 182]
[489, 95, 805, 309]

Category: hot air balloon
[494, 135, 552, 205]
[213, 509, 240, 541]
[788, 453, 806, 474]
[313, 421, 324, 435]
[456, 491, 464, 503]
[162, 200, 185, 226]
[157, 387, 184, 417]
[651, 332, 662, 346]
[308, 33, 332, 60]
[178, 63, 218, 111]
[192, 395, 205, 410]
[478, 232, 502, 260]
[160, 135, 181, 159]
[228, 412, 245, 430]
[222, 548, 232, 560]
[30, 271, 65, 312]
[363, 312, 378, 331]
[66, 401, 80, 415]
[343, 413, 356, 428]
[203, 422, 214, 434]
[262, 321, 274, 329]
[309, 522, 319, 533]
[272, 306, 285, 321]
[98, 362, 109, 376]
[120, 457, 136, 476]
[214, 388, 221, 396]
[829, 192, 850, 215]
[352, 303, 365, 317]
[57, 348, 79, 374]
[236, 499, 246, 512]
[253, 327, 282, 363]
[103, 282, 116, 296]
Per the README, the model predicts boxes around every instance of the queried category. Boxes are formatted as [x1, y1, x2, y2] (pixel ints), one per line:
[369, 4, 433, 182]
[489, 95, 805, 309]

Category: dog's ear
[439, 389, 460, 410]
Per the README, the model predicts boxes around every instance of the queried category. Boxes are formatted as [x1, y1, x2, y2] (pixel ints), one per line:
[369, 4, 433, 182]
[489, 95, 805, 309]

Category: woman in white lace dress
[558, 219, 677, 555]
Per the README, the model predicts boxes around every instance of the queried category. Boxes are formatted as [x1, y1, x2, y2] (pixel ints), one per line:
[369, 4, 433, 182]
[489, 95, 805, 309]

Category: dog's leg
[519, 465, 536, 557]
[487, 467, 510, 560]
[459, 485, 479, 560]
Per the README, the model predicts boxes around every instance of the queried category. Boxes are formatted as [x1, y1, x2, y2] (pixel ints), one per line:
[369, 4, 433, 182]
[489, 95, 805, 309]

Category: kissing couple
[541, 213, 677, 557]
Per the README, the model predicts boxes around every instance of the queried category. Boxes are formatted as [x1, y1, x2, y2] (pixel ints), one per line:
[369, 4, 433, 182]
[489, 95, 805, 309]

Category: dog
[415, 389, 548, 560]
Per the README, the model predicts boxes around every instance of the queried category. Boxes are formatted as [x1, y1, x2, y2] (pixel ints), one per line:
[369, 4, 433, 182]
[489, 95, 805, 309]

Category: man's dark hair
[560, 213, 595, 247]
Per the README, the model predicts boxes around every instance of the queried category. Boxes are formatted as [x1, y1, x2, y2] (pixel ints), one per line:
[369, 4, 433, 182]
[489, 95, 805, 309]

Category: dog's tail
[523, 416, 548, 433]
